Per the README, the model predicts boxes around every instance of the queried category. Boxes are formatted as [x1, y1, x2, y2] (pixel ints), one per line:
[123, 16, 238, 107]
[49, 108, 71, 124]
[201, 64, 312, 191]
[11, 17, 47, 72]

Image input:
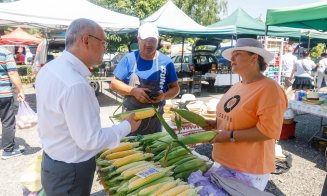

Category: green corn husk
[180, 131, 217, 145]
[171, 108, 208, 127]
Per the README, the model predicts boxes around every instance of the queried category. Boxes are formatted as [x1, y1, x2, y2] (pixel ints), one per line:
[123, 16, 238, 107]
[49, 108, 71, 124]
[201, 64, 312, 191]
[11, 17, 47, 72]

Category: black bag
[324, 68, 327, 75]
[273, 151, 292, 174]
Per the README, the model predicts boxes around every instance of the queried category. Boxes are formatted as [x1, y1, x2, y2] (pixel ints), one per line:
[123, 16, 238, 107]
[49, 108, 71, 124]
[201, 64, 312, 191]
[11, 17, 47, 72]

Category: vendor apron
[124, 52, 163, 135]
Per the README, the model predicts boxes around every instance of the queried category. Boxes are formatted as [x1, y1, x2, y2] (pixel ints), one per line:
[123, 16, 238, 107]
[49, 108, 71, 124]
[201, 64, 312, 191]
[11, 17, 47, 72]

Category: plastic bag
[20, 155, 42, 192]
[15, 101, 38, 129]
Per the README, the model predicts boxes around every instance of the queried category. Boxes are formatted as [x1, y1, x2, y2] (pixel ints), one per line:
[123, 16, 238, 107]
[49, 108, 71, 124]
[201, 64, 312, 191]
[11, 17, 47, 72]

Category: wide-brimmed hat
[138, 23, 159, 40]
[222, 38, 274, 64]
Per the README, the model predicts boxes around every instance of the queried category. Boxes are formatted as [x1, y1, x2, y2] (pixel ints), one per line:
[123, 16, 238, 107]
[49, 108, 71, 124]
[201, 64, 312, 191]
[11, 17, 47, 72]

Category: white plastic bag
[20, 155, 42, 192]
[15, 101, 38, 130]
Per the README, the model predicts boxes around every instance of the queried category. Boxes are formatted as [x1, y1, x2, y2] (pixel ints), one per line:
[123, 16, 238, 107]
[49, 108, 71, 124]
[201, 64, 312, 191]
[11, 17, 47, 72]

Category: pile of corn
[96, 131, 216, 196]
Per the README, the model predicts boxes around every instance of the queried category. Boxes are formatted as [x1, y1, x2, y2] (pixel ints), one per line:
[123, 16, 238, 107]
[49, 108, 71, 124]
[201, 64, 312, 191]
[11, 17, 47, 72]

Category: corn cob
[105, 161, 151, 180]
[137, 181, 166, 196]
[154, 146, 183, 161]
[121, 164, 153, 180]
[112, 153, 153, 168]
[96, 159, 110, 167]
[172, 155, 197, 167]
[171, 108, 208, 127]
[176, 187, 202, 196]
[110, 142, 140, 153]
[159, 147, 189, 163]
[180, 131, 217, 145]
[126, 166, 173, 193]
[99, 149, 112, 159]
[105, 148, 141, 160]
[174, 158, 206, 173]
[126, 176, 173, 196]
[141, 132, 168, 142]
[174, 165, 206, 181]
[111, 107, 155, 121]
[166, 154, 195, 167]
[159, 184, 191, 196]
[151, 179, 183, 196]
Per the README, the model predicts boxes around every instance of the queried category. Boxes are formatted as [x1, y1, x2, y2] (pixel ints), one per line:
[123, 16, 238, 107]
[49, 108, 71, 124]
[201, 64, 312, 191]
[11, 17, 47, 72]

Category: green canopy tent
[141, 0, 233, 74]
[266, 1, 327, 32]
[208, 8, 302, 39]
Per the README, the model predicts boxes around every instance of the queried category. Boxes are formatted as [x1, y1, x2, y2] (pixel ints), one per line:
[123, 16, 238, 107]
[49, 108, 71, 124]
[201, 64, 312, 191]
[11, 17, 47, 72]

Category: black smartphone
[147, 91, 160, 100]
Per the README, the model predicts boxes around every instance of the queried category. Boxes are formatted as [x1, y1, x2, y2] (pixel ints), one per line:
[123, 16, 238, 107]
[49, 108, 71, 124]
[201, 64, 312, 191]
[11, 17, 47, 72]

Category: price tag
[136, 167, 160, 179]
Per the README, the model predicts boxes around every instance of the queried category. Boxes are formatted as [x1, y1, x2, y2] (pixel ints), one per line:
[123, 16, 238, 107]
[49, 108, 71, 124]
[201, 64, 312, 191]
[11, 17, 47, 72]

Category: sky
[223, 0, 322, 21]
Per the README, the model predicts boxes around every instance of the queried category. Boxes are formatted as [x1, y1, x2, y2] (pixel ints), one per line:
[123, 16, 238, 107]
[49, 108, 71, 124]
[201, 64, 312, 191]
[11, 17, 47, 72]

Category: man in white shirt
[317, 53, 327, 88]
[282, 46, 297, 88]
[35, 18, 141, 196]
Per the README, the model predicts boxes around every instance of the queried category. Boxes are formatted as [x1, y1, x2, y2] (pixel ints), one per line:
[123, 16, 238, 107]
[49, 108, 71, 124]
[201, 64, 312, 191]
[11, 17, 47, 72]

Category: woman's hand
[202, 119, 217, 131]
[210, 130, 230, 143]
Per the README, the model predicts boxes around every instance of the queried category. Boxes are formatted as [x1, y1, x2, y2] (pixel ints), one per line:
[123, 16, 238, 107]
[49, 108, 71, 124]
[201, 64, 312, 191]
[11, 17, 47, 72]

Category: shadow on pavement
[91, 190, 106, 196]
[278, 115, 326, 171]
[266, 180, 286, 196]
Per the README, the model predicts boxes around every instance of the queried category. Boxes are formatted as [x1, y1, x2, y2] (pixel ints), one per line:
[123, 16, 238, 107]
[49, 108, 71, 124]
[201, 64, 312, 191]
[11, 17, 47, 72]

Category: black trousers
[0, 97, 16, 152]
[42, 152, 96, 196]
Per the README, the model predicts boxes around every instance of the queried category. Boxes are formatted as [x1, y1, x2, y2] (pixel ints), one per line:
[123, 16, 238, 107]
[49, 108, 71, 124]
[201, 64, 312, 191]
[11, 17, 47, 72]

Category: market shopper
[202, 38, 287, 191]
[0, 46, 25, 160]
[281, 45, 297, 88]
[317, 53, 327, 89]
[290, 52, 315, 90]
[35, 18, 141, 196]
[111, 23, 180, 135]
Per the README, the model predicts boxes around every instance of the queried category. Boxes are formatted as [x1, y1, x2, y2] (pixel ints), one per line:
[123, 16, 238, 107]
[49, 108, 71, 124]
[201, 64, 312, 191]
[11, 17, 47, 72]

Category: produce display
[96, 130, 217, 196]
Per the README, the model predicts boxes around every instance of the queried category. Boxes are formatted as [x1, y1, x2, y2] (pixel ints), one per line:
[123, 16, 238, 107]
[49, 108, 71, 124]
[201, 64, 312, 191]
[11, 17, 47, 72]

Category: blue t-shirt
[114, 50, 178, 93]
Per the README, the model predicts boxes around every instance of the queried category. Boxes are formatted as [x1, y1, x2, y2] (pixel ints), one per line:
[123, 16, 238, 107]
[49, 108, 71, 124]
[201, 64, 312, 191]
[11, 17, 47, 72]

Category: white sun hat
[222, 38, 274, 64]
[138, 23, 159, 40]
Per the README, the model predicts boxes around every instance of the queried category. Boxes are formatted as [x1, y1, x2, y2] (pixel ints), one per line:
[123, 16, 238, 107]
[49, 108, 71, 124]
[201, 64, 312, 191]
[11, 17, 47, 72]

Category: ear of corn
[112, 153, 153, 168]
[159, 147, 189, 164]
[180, 131, 217, 145]
[151, 179, 182, 196]
[127, 166, 173, 193]
[172, 155, 197, 167]
[175, 165, 206, 181]
[137, 181, 167, 196]
[176, 187, 202, 196]
[159, 184, 191, 196]
[105, 148, 141, 160]
[171, 108, 208, 127]
[167, 154, 195, 167]
[111, 107, 155, 121]
[99, 149, 112, 158]
[110, 142, 140, 153]
[174, 158, 205, 174]
[121, 164, 154, 180]
[126, 176, 173, 196]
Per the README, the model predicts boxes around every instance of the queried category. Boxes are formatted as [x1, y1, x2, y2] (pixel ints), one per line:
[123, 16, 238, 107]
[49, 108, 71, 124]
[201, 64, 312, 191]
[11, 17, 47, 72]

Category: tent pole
[181, 36, 185, 74]
[308, 37, 311, 51]
[298, 37, 301, 57]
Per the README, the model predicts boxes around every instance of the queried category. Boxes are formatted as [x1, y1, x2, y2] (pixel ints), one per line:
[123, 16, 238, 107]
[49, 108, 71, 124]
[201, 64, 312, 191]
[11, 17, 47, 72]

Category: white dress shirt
[282, 53, 297, 77]
[35, 50, 131, 163]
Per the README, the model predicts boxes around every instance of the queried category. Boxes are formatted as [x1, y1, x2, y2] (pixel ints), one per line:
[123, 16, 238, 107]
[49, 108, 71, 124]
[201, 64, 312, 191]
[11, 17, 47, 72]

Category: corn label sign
[136, 167, 160, 178]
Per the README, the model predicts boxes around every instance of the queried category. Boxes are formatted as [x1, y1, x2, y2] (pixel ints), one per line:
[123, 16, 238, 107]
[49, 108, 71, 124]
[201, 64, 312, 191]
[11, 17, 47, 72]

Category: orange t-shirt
[212, 77, 287, 174]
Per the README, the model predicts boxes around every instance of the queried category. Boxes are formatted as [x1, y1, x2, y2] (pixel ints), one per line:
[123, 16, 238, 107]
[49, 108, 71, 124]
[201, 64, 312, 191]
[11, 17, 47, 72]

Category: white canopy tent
[0, 0, 139, 32]
[142, 1, 232, 36]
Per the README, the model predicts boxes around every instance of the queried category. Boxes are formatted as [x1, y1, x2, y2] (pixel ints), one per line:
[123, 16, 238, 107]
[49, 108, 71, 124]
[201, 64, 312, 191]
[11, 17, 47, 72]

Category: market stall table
[288, 99, 327, 143]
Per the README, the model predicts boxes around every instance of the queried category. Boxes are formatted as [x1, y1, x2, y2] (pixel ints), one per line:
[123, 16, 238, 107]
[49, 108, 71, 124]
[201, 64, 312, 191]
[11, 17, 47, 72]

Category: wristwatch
[230, 131, 236, 142]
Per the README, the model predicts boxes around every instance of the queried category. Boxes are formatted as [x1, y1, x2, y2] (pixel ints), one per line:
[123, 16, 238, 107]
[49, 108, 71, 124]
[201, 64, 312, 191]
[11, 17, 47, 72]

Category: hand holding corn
[126, 113, 142, 132]
[202, 119, 217, 131]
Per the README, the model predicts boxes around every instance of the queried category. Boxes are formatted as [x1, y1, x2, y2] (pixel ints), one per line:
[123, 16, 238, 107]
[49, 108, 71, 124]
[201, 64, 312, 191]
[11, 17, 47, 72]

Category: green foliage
[91, 0, 228, 52]
[310, 43, 326, 62]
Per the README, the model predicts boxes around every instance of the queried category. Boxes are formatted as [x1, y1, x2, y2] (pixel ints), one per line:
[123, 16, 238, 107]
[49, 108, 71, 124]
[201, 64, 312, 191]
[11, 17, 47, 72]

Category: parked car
[192, 39, 221, 74]
[171, 53, 194, 76]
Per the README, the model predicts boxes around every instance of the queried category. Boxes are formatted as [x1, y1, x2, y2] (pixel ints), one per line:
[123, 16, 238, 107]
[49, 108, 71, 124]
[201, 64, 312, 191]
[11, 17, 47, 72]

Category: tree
[92, 0, 228, 52]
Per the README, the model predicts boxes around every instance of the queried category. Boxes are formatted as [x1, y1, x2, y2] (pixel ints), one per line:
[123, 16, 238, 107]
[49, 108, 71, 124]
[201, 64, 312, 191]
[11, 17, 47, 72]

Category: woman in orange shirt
[203, 38, 287, 191]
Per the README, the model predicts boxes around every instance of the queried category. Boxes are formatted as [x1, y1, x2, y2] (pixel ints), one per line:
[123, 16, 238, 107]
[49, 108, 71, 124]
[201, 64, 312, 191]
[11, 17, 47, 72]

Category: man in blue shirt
[0, 46, 25, 160]
[112, 23, 180, 135]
